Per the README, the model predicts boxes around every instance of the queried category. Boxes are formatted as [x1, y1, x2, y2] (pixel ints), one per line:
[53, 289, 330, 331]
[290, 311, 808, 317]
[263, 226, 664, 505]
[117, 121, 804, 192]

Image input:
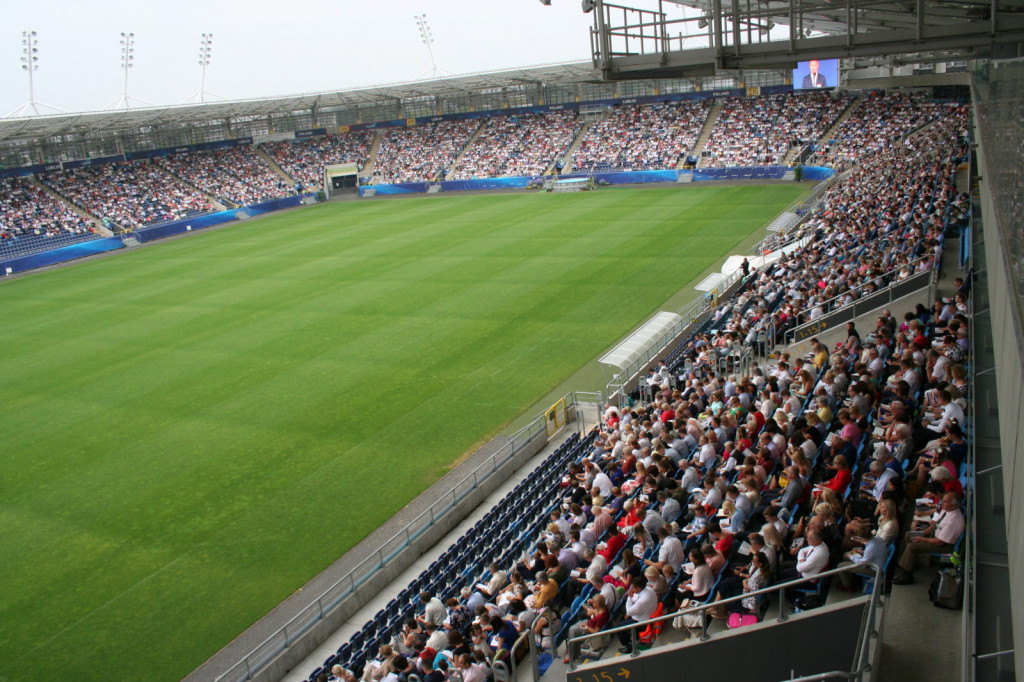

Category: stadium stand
[0, 177, 99, 258]
[41, 161, 214, 231]
[262, 132, 374, 191]
[571, 100, 712, 172]
[702, 91, 853, 168]
[0, 177, 94, 236]
[0, 90, 965, 258]
[810, 90, 950, 169]
[157, 146, 295, 207]
[449, 111, 582, 180]
[303, 101, 973, 681]
[372, 120, 480, 184]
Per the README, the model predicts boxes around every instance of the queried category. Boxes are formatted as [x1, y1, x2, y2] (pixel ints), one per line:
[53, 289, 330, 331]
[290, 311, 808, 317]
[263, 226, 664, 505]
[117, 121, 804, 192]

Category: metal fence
[603, 270, 747, 405]
[567, 563, 885, 676]
[782, 255, 936, 346]
[216, 393, 580, 682]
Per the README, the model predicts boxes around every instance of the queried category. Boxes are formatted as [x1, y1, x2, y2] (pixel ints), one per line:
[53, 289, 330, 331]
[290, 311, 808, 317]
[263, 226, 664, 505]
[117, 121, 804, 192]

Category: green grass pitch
[0, 184, 805, 681]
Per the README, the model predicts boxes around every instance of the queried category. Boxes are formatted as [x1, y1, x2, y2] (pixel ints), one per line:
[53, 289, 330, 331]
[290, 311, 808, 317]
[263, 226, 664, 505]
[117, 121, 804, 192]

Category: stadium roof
[0, 61, 597, 145]
[664, 0, 1024, 38]
[592, 0, 1024, 77]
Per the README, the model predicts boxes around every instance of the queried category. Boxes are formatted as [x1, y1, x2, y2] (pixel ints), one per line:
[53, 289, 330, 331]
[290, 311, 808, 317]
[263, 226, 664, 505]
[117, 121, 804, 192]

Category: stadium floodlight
[413, 13, 452, 79]
[106, 31, 153, 109]
[183, 33, 225, 104]
[5, 30, 67, 118]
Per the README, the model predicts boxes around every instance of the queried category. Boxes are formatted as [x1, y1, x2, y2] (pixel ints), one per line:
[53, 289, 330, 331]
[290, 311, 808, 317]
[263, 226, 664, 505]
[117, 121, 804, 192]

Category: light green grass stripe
[0, 185, 803, 681]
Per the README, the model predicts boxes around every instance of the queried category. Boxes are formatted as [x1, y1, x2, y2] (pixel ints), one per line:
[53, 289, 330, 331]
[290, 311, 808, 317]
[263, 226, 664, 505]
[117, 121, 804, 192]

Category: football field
[0, 184, 805, 681]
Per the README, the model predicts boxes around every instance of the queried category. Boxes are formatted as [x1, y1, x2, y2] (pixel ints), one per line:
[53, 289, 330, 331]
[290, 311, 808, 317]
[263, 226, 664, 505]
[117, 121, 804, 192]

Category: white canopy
[599, 311, 684, 371]
[694, 272, 727, 292]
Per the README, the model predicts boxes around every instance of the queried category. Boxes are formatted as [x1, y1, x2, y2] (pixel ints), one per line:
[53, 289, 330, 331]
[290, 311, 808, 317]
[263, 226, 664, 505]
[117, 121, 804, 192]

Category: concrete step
[690, 99, 725, 169]
[562, 118, 603, 174]
[447, 120, 488, 177]
[256, 147, 296, 186]
[360, 132, 384, 178]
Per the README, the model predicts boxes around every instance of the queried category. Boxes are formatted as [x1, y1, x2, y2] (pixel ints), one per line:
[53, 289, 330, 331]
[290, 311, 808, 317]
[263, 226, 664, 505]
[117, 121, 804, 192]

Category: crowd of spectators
[372, 121, 479, 184]
[0, 177, 95, 246]
[699, 106, 968, 359]
[449, 112, 581, 180]
[320, 99, 972, 682]
[157, 146, 293, 207]
[702, 91, 852, 168]
[262, 132, 373, 191]
[571, 101, 711, 172]
[810, 91, 951, 169]
[0, 91, 967, 260]
[41, 161, 213, 230]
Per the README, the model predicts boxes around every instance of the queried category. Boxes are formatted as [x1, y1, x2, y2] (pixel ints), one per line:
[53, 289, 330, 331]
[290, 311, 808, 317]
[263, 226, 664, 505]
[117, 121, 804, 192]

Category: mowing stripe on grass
[0, 185, 804, 681]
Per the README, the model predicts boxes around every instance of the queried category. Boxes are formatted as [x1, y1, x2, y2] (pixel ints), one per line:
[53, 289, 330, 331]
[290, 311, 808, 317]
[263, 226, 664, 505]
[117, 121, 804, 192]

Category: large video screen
[793, 59, 838, 90]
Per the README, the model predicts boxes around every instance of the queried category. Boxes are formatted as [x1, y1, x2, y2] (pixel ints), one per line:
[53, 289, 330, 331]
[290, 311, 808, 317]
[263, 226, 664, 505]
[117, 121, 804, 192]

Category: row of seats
[305, 432, 598, 681]
[2, 90, 960, 257]
[308, 98, 972, 682]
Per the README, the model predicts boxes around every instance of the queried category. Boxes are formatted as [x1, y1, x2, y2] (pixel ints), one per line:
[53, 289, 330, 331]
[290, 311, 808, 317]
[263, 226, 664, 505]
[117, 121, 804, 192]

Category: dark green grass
[0, 184, 804, 681]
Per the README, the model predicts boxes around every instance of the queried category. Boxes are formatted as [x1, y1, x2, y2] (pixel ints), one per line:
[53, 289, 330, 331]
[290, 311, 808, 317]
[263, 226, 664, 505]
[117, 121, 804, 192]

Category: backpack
[928, 567, 963, 609]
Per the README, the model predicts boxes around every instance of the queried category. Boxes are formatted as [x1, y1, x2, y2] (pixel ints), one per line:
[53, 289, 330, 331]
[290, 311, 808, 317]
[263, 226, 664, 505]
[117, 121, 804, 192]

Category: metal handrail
[782, 253, 936, 345]
[216, 393, 579, 682]
[962, 156, 978, 682]
[567, 562, 884, 671]
[604, 265, 749, 404]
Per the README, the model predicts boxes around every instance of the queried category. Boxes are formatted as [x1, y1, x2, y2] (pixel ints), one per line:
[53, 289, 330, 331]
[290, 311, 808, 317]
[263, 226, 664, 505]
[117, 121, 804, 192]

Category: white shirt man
[592, 470, 613, 499]
[796, 531, 830, 578]
[624, 582, 658, 622]
[655, 530, 686, 572]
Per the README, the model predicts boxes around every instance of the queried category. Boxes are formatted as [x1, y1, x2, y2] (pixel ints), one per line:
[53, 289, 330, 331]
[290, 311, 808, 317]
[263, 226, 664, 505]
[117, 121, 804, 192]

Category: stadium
[0, 2, 1021, 682]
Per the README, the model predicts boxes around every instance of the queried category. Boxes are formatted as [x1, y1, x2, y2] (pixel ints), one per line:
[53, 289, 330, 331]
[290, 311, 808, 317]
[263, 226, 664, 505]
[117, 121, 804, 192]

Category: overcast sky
[1, 0, 623, 117]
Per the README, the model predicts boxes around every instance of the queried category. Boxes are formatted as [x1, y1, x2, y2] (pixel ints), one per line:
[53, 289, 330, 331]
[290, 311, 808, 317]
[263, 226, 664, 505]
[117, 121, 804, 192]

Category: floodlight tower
[184, 33, 224, 103]
[106, 31, 153, 109]
[414, 14, 452, 79]
[6, 31, 67, 118]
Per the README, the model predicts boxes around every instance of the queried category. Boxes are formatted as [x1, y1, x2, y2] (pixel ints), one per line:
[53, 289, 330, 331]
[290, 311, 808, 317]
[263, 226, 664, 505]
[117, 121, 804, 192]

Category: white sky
[1, 0, 610, 117]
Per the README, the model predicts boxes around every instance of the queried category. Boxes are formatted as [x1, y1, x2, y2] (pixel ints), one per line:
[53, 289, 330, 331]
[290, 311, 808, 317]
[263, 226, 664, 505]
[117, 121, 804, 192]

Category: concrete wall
[975, 136, 1024, 682]
[572, 598, 874, 682]
[842, 72, 971, 91]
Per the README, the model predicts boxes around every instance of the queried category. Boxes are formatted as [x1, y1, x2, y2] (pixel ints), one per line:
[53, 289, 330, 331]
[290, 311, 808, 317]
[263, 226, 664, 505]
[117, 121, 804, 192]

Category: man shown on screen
[802, 60, 828, 88]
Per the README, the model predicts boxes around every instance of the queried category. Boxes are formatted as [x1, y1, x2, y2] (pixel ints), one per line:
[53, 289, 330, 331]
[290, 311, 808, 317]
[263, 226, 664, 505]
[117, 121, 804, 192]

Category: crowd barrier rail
[216, 393, 584, 682]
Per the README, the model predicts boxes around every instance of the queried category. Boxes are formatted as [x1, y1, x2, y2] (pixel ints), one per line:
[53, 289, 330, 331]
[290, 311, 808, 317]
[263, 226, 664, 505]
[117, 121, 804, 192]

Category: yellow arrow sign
[618, 667, 631, 679]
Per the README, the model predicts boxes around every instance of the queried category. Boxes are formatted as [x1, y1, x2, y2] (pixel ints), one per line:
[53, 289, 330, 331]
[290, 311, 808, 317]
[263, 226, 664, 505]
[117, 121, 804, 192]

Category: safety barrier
[1, 195, 315, 275]
[567, 563, 884, 674]
[783, 256, 935, 345]
[0, 236, 123, 275]
[216, 393, 584, 682]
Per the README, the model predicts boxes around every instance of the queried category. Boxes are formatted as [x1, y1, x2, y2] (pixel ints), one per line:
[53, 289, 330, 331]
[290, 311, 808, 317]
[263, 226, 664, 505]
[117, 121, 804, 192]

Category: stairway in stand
[359, 132, 384, 180]
[558, 118, 601, 175]
[445, 120, 488, 179]
[28, 177, 112, 235]
[687, 99, 725, 169]
[256, 147, 297, 186]
[785, 93, 862, 166]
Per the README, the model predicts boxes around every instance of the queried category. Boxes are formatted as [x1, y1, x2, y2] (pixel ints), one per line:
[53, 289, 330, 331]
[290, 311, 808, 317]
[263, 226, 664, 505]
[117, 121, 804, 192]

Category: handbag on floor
[929, 567, 963, 609]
